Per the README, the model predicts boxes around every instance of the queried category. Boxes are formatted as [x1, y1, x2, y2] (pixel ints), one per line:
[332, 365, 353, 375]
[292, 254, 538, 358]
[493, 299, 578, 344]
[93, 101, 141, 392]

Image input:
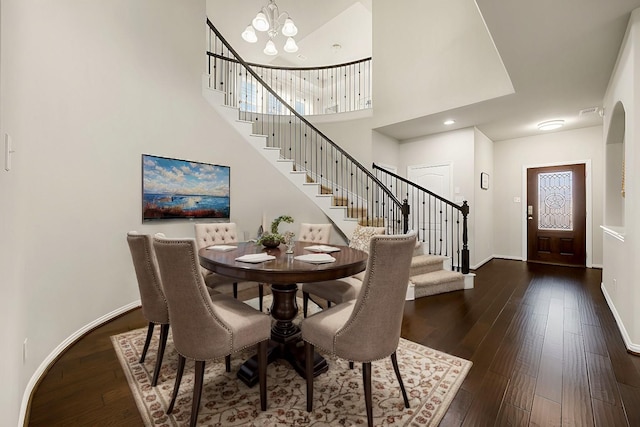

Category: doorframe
[521, 159, 593, 267]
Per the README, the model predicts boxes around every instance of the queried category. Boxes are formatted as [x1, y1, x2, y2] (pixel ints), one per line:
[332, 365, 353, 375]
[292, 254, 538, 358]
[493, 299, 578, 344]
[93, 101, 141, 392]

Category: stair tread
[411, 254, 448, 267]
[411, 269, 463, 286]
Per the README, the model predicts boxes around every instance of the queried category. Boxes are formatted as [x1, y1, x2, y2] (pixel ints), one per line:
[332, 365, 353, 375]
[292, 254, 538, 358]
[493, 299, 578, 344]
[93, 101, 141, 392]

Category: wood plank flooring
[27, 259, 640, 426]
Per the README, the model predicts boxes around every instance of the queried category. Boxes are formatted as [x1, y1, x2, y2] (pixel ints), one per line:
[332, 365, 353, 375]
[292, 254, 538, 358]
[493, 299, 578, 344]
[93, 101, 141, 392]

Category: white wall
[0, 1, 330, 424]
[601, 8, 640, 351]
[492, 126, 604, 265]
[372, 130, 400, 169]
[473, 128, 494, 267]
[372, 0, 513, 129]
[309, 114, 374, 169]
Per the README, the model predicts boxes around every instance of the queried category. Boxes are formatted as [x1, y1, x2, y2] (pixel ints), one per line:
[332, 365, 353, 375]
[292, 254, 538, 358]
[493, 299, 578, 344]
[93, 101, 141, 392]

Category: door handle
[528, 216, 533, 220]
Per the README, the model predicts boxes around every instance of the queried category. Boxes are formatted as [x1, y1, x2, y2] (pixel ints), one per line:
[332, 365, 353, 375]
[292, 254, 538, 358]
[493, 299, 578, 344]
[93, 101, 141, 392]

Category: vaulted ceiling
[207, 0, 640, 141]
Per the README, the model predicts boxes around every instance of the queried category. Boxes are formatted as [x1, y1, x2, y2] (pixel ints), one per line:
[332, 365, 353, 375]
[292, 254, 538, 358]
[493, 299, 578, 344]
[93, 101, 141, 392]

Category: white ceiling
[207, 0, 640, 142]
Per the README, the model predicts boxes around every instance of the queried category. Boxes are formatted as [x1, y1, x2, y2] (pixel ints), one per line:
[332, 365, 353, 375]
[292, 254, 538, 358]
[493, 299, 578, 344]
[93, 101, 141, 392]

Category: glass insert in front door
[537, 171, 573, 231]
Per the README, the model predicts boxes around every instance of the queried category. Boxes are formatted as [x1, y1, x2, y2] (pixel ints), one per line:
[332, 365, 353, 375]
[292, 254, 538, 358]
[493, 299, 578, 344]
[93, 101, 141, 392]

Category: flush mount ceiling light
[241, 0, 298, 56]
[443, 119, 456, 125]
[537, 119, 565, 131]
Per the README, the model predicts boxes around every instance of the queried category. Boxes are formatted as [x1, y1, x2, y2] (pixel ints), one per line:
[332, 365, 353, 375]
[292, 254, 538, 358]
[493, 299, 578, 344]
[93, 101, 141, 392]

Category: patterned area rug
[112, 298, 471, 426]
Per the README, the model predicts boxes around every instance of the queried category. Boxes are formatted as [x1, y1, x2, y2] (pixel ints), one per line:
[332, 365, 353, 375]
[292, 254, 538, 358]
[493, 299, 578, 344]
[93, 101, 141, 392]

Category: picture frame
[142, 154, 230, 221]
[480, 172, 490, 190]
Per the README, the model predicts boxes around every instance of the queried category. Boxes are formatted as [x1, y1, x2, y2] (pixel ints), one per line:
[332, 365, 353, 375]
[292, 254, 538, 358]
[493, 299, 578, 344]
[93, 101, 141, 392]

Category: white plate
[206, 245, 237, 252]
[294, 253, 336, 264]
[235, 254, 276, 263]
[305, 245, 341, 253]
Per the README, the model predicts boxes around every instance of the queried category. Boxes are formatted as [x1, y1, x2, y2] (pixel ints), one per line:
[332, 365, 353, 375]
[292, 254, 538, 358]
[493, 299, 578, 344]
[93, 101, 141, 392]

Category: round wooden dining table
[198, 241, 368, 387]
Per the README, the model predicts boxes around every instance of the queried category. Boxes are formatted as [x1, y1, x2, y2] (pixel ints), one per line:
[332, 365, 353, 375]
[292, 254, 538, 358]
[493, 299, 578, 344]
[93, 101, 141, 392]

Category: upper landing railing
[207, 49, 371, 116]
[206, 19, 408, 235]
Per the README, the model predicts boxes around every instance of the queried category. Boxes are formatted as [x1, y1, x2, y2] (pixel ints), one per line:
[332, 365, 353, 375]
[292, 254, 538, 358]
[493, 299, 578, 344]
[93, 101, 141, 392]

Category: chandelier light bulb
[264, 39, 278, 55]
[244, 1, 299, 55]
[284, 37, 298, 53]
[252, 12, 270, 32]
[282, 18, 298, 37]
[241, 25, 258, 43]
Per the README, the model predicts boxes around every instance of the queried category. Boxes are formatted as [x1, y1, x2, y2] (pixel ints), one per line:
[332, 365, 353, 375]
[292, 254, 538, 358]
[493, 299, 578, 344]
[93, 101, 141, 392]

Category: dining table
[198, 240, 368, 387]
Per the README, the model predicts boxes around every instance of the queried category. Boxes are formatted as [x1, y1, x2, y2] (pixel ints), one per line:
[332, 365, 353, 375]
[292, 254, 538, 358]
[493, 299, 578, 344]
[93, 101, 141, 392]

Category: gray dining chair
[126, 231, 169, 387]
[301, 224, 385, 317]
[301, 231, 417, 427]
[194, 222, 264, 311]
[153, 233, 271, 427]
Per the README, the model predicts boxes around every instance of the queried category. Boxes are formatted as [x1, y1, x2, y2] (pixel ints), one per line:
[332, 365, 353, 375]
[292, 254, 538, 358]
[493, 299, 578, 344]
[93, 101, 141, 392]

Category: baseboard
[405, 282, 415, 301]
[19, 300, 142, 427]
[464, 273, 476, 289]
[600, 283, 640, 354]
[492, 254, 525, 261]
[471, 256, 493, 270]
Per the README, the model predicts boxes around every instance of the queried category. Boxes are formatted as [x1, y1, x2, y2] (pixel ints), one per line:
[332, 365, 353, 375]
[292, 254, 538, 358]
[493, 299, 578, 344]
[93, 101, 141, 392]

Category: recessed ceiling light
[537, 119, 565, 131]
[443, 119, 455, 125]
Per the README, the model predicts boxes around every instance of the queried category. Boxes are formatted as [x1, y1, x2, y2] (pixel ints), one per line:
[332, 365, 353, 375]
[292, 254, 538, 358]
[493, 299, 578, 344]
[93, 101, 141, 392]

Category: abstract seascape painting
[142, 154, 230, 221]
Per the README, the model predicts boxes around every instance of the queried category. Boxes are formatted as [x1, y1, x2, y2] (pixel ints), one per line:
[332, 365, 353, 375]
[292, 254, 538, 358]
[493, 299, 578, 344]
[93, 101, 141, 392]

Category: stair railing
[206, 19, 407, 235]
[373, 163, 470, 274]
[206, 53, 372, 115]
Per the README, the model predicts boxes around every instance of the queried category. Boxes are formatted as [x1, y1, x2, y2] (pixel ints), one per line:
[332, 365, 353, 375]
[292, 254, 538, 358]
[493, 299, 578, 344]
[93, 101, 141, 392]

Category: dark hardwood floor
[27, 259, 640, 426]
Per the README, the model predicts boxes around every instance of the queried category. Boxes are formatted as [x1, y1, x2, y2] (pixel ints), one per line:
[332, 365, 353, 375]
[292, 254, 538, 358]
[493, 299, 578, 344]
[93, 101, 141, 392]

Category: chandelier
[241, 0, 299, 56]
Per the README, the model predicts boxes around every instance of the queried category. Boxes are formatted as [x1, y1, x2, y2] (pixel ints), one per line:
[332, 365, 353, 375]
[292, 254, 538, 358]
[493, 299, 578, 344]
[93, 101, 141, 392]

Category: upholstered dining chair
[194, 222, 264, 311]
[301, 231, 417, 427]
[301, 224, 385, 317]
[153, 233, 271, 427]
[298, 222, 332, 244]
[126, 231, 170, 387]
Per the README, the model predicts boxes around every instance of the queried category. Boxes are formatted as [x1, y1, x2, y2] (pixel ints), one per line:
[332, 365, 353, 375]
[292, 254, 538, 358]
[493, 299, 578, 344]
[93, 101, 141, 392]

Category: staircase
[204, 19, 473, 299]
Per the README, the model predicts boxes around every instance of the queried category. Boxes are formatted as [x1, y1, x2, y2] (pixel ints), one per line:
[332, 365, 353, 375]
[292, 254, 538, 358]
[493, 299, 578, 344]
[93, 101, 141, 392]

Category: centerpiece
[257, 215, 294, 248]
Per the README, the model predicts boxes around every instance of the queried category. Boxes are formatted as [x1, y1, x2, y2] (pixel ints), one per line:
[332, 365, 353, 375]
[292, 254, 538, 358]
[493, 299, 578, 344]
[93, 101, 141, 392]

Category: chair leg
[391, 352, 410, 408]
[139, 322, 155, 363]
[151, 324, 170, 386]
[362, 362, 373, 427]
[233, 282, 238, 299]
[258, 340, 268, 411]
[167, 354, 186, 414]
[349, 361, 354, 370]
[305, 341, 314, 411]
[259, 283, 264, 312]
[303, 291, 309, 318]
[225, 355, 231, 373]
[327, 301, 332, 308]
[190, 361, 206, 427]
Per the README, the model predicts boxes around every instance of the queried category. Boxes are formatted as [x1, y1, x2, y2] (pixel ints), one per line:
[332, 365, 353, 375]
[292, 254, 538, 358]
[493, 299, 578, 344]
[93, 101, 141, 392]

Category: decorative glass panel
[538, 171, 573, 230]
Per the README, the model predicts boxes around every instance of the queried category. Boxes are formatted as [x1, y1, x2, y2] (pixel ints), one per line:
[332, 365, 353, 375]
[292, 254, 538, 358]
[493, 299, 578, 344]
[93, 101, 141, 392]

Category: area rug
[112, 297, 471, 426]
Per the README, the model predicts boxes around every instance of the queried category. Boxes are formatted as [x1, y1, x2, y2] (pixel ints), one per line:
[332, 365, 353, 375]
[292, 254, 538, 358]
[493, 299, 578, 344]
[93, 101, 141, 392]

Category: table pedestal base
[237, 283, 328, 387]
[237, 339, 328, 387]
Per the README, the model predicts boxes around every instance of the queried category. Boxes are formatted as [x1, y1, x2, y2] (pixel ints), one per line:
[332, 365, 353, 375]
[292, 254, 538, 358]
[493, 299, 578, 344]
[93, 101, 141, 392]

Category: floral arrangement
[257, 215, 294, 247]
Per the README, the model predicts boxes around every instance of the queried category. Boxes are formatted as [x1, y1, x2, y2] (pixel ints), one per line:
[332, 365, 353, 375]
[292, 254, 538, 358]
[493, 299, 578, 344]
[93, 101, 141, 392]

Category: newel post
[461, 201, 470, 274]
[401, 199, 410, 234]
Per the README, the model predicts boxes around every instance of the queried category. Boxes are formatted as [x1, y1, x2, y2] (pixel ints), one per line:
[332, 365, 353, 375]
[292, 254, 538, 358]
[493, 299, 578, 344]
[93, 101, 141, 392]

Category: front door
[526, 164, 586, 266]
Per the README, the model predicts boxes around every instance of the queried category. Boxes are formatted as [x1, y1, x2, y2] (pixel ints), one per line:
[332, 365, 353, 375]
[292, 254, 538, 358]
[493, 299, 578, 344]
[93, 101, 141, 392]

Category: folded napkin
[206, 245, 237, 252]
[294, 253, 336, 264]
[304, 245, 341, 253]
[235, 253, 276, 263]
